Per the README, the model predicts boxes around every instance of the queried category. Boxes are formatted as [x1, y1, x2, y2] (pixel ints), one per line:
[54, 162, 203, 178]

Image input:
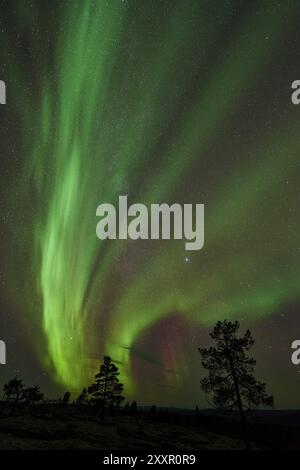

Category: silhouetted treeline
[0, 322, 280, 449]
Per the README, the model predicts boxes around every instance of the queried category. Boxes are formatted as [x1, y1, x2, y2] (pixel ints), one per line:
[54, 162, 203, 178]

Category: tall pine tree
[199, 320, 273, 449]
[88, 356, 124, 415]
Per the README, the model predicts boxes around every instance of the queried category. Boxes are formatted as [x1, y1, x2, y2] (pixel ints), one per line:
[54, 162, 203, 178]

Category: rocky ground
[0, 407, 244, 450]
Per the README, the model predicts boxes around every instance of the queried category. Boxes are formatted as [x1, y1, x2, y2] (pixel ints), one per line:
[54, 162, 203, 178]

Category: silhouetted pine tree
[88, 355, 124, 416]
[3, 377, 24, 415]
[130, 400, 137, 415]
[123, 402, 130, 414]
[23, 386, 43, 405]
[3, 377, 44, 415]
[76, 387, 88, 404]
[199, 320, 273, 449]
[62, 391, 71, 405]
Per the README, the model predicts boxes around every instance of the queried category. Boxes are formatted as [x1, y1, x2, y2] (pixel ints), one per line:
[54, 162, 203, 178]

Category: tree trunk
[101, 371, 108, 418]
[238, 407, 249, 450]
[226, 351, 249, 450]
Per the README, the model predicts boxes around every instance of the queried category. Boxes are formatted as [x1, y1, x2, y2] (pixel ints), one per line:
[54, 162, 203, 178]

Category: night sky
[1, 0, 300, 408]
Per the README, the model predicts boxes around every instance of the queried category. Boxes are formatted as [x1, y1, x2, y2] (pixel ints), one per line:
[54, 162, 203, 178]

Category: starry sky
[1, 0, 300, 408]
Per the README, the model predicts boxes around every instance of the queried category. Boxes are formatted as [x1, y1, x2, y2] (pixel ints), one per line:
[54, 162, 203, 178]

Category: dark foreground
[0, 403, 299, 450]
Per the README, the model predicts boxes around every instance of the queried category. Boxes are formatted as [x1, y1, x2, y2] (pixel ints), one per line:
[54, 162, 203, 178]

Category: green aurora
[2, 0, 300, 405]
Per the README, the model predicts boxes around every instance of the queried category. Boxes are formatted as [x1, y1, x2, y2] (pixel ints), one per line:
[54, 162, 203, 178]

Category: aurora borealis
[1, 0, 300, 407]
